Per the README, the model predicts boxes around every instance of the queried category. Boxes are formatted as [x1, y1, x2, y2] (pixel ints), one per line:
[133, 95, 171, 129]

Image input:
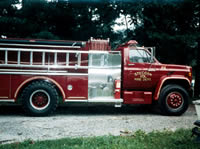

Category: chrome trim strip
[89, 50, 120, 54]
[0, 43, 81, 49]
[0, 96, 8, 98]
[0, 69, 68, 72]
[68, 97, 87, 99]
[65, 100, 88, 102]
[89, 66, 121, 69]
[0, 71, 88, 76]
[0, 65, 120, 69]
[0, 99, 15, 102]
[125, 67, 190, 72]
[0, 48, 87, 53]
[0, 64, 121, 70]
[0, 48, 120, 54]
[0, 64, 89, 69]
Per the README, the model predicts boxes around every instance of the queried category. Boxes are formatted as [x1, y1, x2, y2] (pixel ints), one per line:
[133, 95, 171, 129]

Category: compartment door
[0, 75, 10, 99]
[88, 53, 121, 99]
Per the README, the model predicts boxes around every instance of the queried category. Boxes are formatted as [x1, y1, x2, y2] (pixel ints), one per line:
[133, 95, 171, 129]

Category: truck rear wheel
[158, 84, 189, 116]
[21, 81, 58, 116]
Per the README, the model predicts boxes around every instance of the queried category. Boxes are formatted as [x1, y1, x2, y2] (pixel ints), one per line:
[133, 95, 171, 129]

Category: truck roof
[115, 40, 138, 51]
[0, 37, 111, 51]
[0, 38, 85, 49]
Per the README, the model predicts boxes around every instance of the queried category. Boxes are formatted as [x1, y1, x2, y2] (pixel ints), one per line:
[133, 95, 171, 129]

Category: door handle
[148, 69, 155, 72]
[128, 63, 135, 66]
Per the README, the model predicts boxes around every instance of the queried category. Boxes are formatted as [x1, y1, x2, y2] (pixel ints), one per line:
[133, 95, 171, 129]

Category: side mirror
[149, 47, 155, 63]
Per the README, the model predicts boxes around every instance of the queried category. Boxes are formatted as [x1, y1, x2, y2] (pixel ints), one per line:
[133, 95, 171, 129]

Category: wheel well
[16, 79, 63, 104]
[162, 79, 190, 92]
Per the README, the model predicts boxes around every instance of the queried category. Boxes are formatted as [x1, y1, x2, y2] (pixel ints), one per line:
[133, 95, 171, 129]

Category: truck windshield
[129, 49, 153, 63]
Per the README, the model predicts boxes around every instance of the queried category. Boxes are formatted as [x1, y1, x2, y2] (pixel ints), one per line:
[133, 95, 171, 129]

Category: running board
[89, 98, 123, 103]
[65, 98, 123, 103]
[0, 99, 15, 102]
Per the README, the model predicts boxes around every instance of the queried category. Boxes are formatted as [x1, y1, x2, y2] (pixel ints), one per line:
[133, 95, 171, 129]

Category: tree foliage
[133, 0, 200, 65]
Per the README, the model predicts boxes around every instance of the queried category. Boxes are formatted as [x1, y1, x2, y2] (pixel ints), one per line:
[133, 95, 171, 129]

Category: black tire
[158, 84, 189, 116]
[21, 81, 58, 116]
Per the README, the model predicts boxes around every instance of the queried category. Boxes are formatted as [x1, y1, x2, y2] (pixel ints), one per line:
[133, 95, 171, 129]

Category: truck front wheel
[21, 81, 58, 116]
[158, 84, 189, 116]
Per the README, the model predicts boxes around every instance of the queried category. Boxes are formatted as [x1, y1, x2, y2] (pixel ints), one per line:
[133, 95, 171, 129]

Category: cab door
[123, 47, 158, 91]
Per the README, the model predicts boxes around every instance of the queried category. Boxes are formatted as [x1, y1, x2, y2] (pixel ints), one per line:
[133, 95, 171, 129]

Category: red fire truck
[0, 37, 192, 116]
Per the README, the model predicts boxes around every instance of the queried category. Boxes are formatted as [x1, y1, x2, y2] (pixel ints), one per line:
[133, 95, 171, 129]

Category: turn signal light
[116, 80, 121, 89]
[188, 72, 192, 77]
[114, 80, 121, 99]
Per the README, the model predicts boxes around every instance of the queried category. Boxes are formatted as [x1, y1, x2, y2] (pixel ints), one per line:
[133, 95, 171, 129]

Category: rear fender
[14, 76, 65, 101]
[154, 76, 191, 100]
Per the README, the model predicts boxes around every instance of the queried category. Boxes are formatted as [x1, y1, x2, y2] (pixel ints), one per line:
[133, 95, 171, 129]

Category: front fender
[153, 75, 191, 100]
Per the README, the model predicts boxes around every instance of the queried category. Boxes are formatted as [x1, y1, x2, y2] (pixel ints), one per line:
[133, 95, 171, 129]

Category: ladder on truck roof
[0, 48, 119, 75]
[0, 48, 89, 69]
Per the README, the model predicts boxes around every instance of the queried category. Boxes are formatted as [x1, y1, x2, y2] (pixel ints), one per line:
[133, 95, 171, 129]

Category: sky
[112, 14, 134, 32]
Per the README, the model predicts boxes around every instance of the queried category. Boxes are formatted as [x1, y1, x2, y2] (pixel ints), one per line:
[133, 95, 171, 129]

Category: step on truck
[0, 37, 192, 116]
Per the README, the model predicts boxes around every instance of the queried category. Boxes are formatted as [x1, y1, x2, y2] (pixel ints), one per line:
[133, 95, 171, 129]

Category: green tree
[133, 0, 200, 65]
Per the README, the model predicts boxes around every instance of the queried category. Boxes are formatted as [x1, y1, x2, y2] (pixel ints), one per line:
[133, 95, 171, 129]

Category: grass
[0, 129, 199, 149]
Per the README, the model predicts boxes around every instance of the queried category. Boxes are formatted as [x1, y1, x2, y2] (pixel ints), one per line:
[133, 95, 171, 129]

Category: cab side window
[129, 49, 152, 63]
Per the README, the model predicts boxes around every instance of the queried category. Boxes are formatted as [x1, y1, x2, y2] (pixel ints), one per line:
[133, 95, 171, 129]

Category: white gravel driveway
[0, 104, 198, 144]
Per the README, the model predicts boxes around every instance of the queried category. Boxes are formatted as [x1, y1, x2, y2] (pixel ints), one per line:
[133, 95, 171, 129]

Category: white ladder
[0, 48, 89, 69]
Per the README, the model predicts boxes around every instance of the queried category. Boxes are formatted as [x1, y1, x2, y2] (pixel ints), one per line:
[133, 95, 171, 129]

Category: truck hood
[162, 64, 192, 71]
[157, 63, 192, 82]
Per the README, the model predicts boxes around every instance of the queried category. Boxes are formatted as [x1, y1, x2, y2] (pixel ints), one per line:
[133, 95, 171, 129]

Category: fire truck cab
[0, 37, 192, 116]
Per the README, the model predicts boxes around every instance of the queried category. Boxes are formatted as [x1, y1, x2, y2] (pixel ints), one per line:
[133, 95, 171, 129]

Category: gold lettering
[133, 71, 152, 81]
[134, 78, 141, 81]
